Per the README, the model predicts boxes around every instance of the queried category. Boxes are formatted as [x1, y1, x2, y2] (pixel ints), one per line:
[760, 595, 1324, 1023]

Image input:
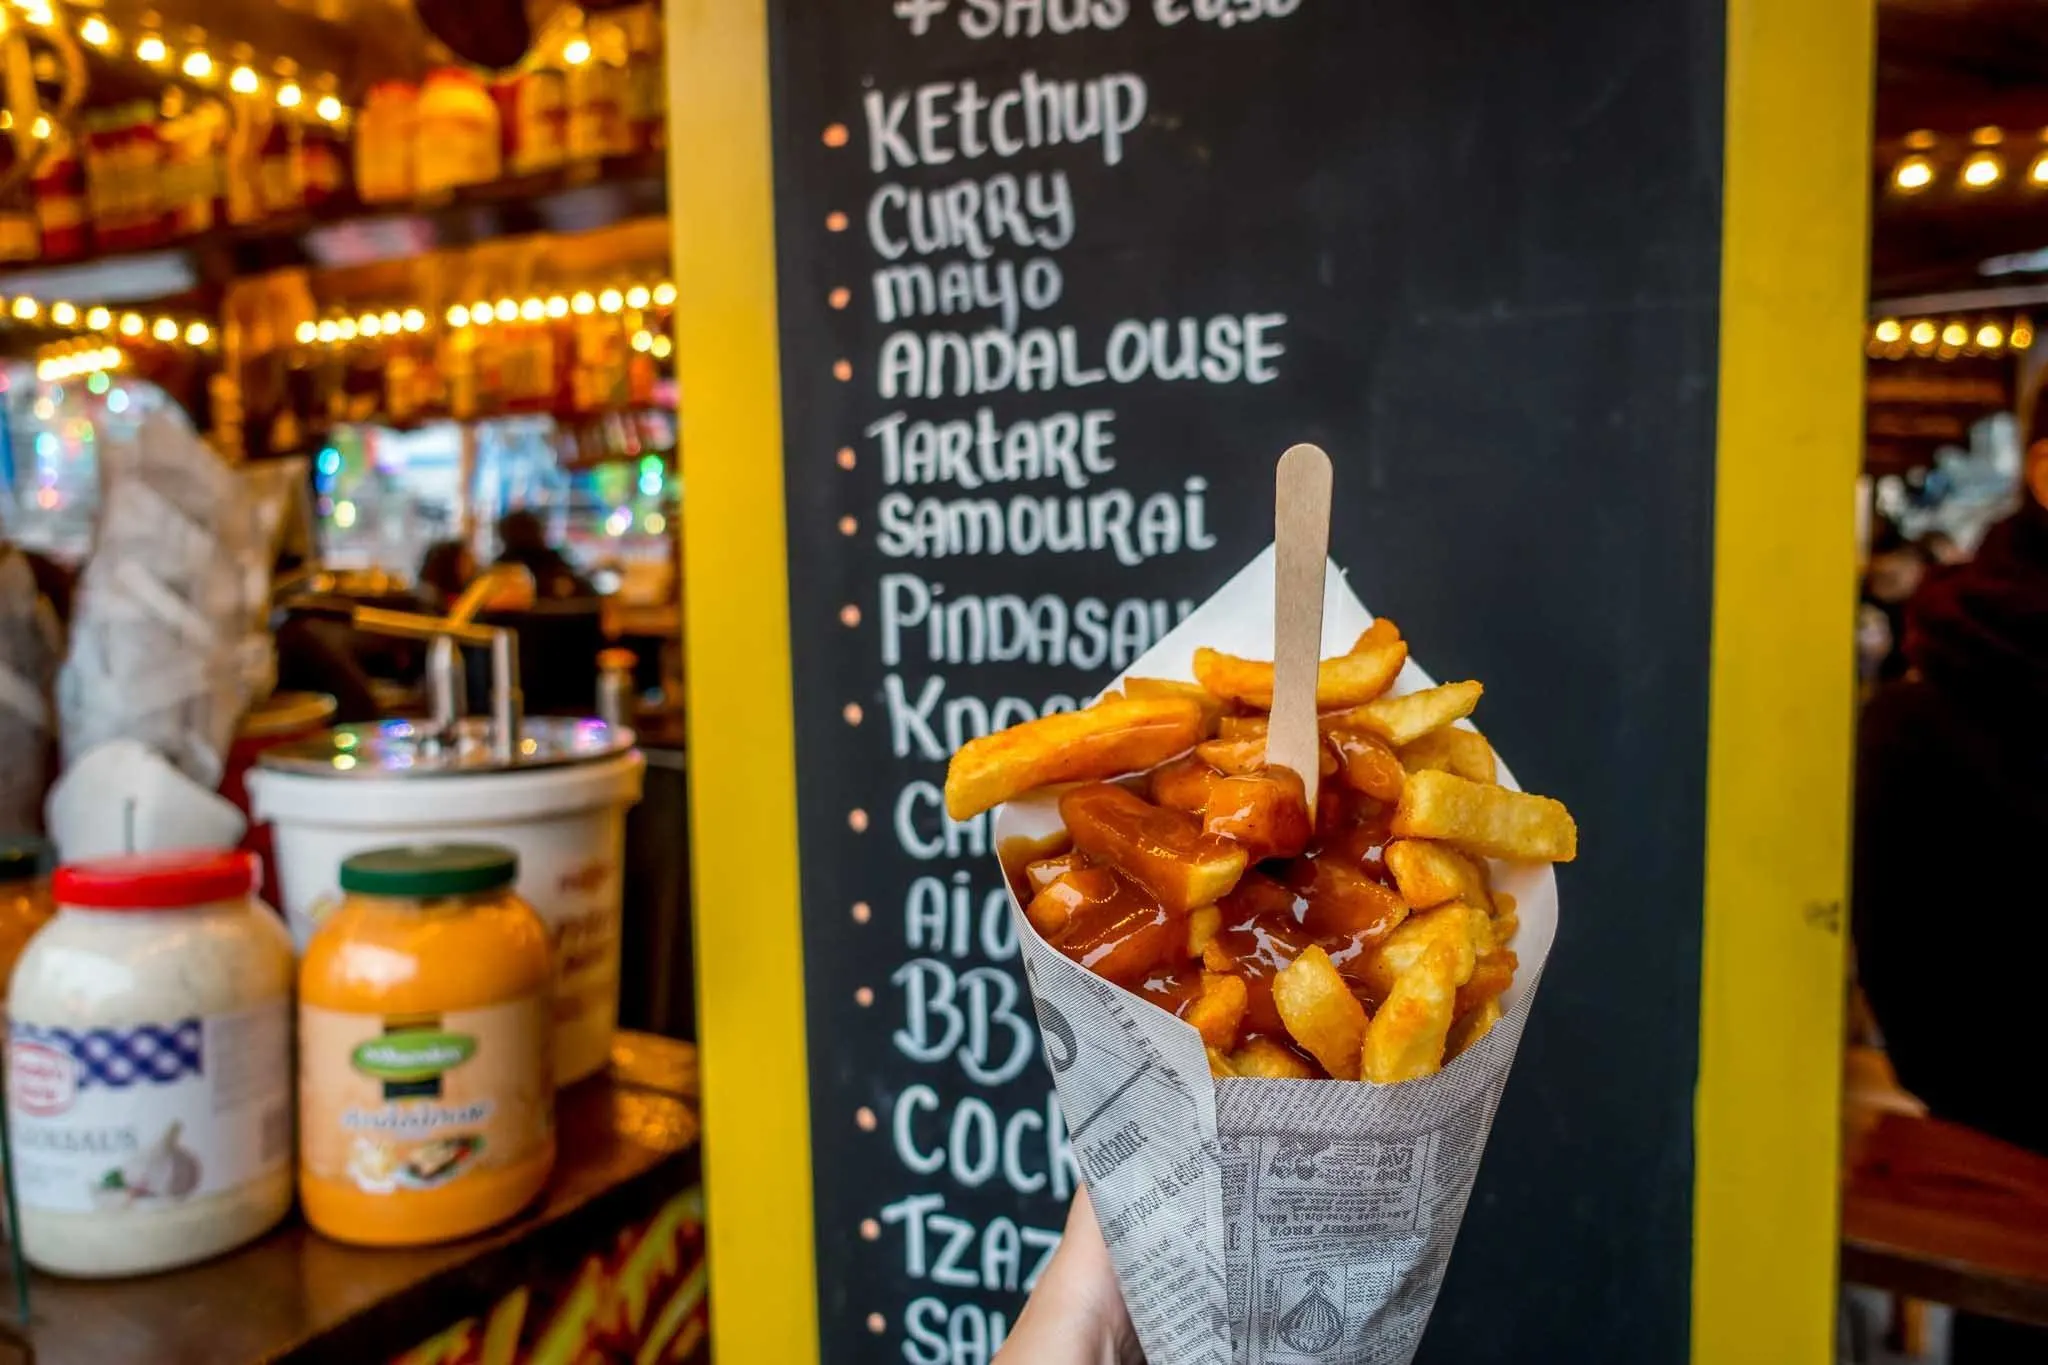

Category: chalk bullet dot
[867, 1312, 887, 1334]
[861, 1218, 881, 1241]
[848, 808, 869, 832]
[852, 901, 872, 923]
[840, 604, 861, 627]
[832, 359, 853, 381]
[855, 986, 874, 1007]
[837, 446, 856, 469]
[823, 123, 850, 148]
[839, 515, 858, 536]
[843, 702, 863, 726]
[856, 1106, 878, 1132]
[828, 287, 851, 310]
[826, 211, 849, 232]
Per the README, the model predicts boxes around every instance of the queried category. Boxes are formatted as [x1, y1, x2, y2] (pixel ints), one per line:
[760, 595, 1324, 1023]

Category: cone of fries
[946, 456, 1576, 1364]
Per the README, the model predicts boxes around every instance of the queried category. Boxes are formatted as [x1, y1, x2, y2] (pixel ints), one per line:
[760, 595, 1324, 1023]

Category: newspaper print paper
[996, 547, 1559, 1365]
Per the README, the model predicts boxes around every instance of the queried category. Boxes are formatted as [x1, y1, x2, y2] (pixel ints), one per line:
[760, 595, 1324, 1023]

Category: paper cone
[994, 546, 1559, 1365]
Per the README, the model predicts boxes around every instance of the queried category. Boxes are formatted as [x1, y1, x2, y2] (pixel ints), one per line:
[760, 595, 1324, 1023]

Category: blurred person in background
[416, 539, 478, 613]
[1858, 520, 1931, 684]
[1855, 435, 2048, 1362]
[494, 509, 592, 601]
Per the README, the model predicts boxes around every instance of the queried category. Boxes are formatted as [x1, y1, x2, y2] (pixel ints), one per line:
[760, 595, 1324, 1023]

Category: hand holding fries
[964, 613, 1576, 1087]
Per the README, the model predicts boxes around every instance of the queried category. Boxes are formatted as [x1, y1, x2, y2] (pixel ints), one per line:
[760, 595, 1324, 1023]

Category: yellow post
[666, 3, 819, 1363]
[1698, 0, 1871, 1358]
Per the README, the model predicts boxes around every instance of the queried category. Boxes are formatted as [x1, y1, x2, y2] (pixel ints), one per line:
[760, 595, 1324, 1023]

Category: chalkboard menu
[767, 2, 1717, 1361]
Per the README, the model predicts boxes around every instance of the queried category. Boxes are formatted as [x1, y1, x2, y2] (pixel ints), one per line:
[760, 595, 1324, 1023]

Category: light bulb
[85, 307, 111, 331]
[401, 309, 425, 332]
[546, 296, 569, 318]
[119, 313, 145, 336]
[230, 66, 260, 95]
[276, 82, 303, 109]
[599, 289, 624, 314]
[1873, 319, 1902, 344]
[182, 50, 214, 80]
[136, 34, 168, 64]
[151, 317, 178, 342]
[79, 16, 113, 48]
[653, 282, 677, 306]
[316, 95, 343, 123]
[571, 292, 596, 315]
[50, 301, 77, 326]
[447, 304, 470, 328]
[185, 322, 210, 346]
[1893, 156, 1934, 192]
[564, 37, 592, 65]
[296, 321, 318, 344]
[626, 285, 651, 310]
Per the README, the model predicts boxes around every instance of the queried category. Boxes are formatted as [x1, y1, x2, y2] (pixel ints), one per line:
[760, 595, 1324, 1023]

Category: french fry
[1123, 677, 1227, 737]
[1327, 727, 1407, 802]
[1060, 783, 1249, 913]
[1202, 769, 1314, 862]
[1230, 1035, 1318, 1080]
[1024, 865, 1120, 940]
[1186, 904, 1222, 958]
[1184, 971, 1250, 1051]
[1024, 851, 1090, 896]
[1399, 726, 1497, 784]
[1383, 839, 1492, 913]
[1354, 905, 1480, 1002]
[1151, 752, 1223, 813]
[1329, 681, 1483, 749]
[1391, 770, 1578, 862]
[1217, 715, 1270, 741]
[1445, 998, 1503, 1060]
[1273, 945, 1368, 1081]
[946, 696, 1207, 820]
[1198, 735, 1336, 779]
[1051, 893, 1177, 987]
[1274, 857, 1408, 941]
[1454, 949, 1517, 1019]
[1207, 1046, 1239, 1078]
[1192, 619, 1407, 710]
[1492, 891, 1520, 944]
[1361, 939, 1458, 1084]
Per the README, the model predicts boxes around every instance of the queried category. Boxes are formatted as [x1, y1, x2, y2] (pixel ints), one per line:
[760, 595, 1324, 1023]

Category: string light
[520, 298, 545, 322]
[316, 95, 343, 123]
[336, 317, 358, 340]
[650, 335, 672, 359]
[11, 298, 38, 320]
[1976, 322, 2004, 349]
[472, 298, 494, 324]
[1907, 320, 1937, 347]
[495, 297, 519, 323]
[546, 296, 569, 319]
[653, 282, 676, 306]
[1961, 152, 2003, 189]
[151, 317, 178, 341]
[360, 313, 383, 337]
[564, 37, 593, 65]
[625, 285, 651, 310]
[447, 304, 471, 328]
[1940, 321, 1969, 346]
[381, 310, 402, 333]
[1893, 156, 1935, 192]
[181, 50, 214, 80]
[79, 16, 113, 48]
[30, 115, 50, 140]
[136, 34, 169, 65]
[85, 307, 111, 331]
[276, 82, 303, 109]
[49, 301, 77, 326]
[291, 279, 677, 348]
[598, 289, 624, 314]
[316, 320, 339, 343]
[296, 320, 318, 344]
[631, 330, 654, 352]
[230, 65, 260, 95]
[1873, 319, 1902, 344]
[119, 313, 145, 337]
[2015, 319, 2036, 348]
[571, 292, 596, 315]
[401, 309, 426, 332]
[185, 322, 210, 345]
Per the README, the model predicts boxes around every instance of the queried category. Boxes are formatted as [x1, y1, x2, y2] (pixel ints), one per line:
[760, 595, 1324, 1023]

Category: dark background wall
[766, 2, 1722, 1358]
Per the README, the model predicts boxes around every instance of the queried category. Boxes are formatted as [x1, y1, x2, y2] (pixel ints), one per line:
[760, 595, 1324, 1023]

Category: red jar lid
[53, 849, 259, 910]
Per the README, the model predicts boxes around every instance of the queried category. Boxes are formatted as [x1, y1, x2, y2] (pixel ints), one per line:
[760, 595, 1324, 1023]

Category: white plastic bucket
[249, 751, 646, 1086]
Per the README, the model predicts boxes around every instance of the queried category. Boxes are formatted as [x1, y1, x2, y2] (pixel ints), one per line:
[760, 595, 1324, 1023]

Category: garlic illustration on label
[99, 1121, 203, 1206]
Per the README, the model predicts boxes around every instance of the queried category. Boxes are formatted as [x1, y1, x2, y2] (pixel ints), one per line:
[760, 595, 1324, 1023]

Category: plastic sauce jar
[299, 844, 554, 1246]
[5, 850, 294, 1277]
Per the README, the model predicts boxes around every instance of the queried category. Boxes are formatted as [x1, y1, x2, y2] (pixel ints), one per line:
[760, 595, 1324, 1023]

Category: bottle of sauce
[354, 81, 417, 204]
[298, 845, 555, 1247]
[0, 838, 54, 992]
[31, 125, 88, 260]
[414, 68, 502, 196]
[6, 851, 294, 1277]
[300, 78, 350, 210]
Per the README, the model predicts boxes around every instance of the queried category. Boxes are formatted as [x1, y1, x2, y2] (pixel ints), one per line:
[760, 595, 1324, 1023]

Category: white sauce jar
[5, 849, 294, 1276]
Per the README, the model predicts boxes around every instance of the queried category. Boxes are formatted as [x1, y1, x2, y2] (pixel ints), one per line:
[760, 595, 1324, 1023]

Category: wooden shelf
[0, 152, 668, 307]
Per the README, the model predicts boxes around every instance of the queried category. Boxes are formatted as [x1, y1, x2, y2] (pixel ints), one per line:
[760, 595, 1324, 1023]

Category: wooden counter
[14, 1034, 701, 1365]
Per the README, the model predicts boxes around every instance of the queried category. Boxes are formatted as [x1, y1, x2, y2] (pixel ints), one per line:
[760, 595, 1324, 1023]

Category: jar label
[300, 998, 551, 1194]
[6, 1005, 291, 1214]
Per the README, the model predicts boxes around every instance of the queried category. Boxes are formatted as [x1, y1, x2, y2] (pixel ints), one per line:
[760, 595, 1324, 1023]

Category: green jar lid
[339, 844, 519, 898]
[0, 837, 51, 884]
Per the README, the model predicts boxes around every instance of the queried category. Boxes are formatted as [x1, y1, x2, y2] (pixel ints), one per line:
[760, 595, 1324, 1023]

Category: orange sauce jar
[298, 844, 554, 1246]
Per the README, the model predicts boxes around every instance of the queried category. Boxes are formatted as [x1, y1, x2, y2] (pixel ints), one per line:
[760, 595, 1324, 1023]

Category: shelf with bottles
[0, 1, 668, 287]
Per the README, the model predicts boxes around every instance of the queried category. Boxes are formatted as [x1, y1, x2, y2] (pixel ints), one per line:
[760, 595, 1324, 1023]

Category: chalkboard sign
[716, 1, 1852, 1361]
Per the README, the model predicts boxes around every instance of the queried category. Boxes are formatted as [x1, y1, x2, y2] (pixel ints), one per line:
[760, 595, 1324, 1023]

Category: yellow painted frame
[1697, 0, 1870, 1360]
[667, 3, 819, 1363]
[671, 0, 1870, 1358]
